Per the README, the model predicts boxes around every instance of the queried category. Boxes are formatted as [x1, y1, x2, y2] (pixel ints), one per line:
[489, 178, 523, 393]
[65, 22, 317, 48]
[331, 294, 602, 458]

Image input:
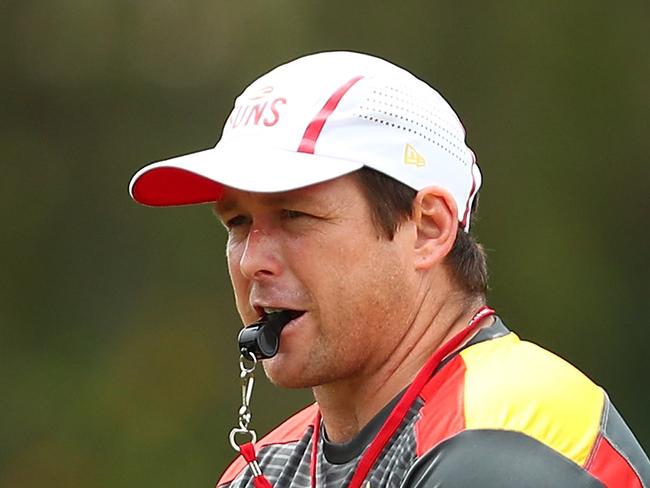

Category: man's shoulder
[458, 331, 604, 464]
[216, 402, 318, 487]
[416, 328, 604, 460]
[410, 326, 649, 487]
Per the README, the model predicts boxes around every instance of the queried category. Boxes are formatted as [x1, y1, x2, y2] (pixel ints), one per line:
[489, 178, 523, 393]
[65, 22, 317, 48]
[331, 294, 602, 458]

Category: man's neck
[312, 293, 486, 444]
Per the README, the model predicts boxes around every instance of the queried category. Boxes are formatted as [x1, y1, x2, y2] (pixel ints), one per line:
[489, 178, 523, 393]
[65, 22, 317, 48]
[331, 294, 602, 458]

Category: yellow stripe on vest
[460, 333, 604, 466]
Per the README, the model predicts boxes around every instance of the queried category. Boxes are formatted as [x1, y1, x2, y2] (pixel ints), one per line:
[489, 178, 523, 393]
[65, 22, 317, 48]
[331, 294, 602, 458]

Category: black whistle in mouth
[237, 310, 299, 359]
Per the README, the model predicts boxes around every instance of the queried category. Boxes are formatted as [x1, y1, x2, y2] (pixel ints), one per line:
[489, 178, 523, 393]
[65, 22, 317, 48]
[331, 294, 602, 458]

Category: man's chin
[262, 360, 319, 389]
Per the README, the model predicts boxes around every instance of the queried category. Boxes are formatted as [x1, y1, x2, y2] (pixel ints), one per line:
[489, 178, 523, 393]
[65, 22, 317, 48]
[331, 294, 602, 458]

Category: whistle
[237, 310, 298, 359]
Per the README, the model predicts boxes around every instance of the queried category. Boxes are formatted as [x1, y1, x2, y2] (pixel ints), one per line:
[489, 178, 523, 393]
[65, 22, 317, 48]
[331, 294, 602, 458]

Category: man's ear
[412, 187, 458, 271]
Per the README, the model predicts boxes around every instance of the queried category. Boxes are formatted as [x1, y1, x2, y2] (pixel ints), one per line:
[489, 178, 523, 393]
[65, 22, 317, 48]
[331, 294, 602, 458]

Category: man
[129, 52, 649, 487]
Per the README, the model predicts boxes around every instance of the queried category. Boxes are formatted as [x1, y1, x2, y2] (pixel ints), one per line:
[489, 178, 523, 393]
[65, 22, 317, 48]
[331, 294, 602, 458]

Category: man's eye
[282, 209, 308, 220]
[226, 215, 249, 228]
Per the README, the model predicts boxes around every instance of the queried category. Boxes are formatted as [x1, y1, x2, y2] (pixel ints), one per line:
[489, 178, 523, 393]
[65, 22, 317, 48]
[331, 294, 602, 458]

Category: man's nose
[239, 226, 283, 281]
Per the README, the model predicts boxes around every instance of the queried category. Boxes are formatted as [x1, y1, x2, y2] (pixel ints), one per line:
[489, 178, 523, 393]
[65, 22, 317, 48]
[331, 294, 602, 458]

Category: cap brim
[129, 143, 363, 206]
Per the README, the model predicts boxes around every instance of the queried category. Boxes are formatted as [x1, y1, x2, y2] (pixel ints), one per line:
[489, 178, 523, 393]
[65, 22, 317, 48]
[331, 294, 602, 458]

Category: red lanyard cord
[344, 306, 494, 488]
[238, 306, 495, 488]
[239, 442, 273, 488]
[310, 414, 321, 488]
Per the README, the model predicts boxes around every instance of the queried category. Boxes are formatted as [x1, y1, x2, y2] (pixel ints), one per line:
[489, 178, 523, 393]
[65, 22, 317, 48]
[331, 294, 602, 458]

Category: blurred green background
[1, 0, 648, 486]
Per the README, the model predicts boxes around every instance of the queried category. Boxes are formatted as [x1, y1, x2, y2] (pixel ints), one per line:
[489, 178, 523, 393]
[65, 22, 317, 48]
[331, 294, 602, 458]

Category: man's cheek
[228, 274, 249, 317]
[227, 252, 247, 285]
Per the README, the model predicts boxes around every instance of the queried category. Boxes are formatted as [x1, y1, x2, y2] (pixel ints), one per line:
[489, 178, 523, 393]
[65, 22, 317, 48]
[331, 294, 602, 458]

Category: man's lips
[252, 306, 306, 323]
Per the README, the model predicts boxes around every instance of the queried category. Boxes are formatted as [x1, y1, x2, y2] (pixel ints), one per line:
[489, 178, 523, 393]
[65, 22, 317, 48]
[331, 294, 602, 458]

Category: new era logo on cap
[404, 144, 426, 167]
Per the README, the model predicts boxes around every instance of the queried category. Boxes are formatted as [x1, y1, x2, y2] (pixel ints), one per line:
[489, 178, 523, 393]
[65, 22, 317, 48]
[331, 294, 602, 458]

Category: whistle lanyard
[231, 306, 495, 488]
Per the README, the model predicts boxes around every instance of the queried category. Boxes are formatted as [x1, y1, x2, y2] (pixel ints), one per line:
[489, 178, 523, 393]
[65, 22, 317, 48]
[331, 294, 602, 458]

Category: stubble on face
[262, 250, 414, 390]
[222, 175, 417, 390]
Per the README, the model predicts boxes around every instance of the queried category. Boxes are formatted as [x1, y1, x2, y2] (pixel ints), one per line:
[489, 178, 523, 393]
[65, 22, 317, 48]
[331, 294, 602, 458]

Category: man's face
[215, 174, 419, 388]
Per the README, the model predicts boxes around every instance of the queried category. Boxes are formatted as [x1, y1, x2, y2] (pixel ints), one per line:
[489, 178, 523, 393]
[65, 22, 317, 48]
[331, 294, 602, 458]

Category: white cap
[129, 51, 482, 230]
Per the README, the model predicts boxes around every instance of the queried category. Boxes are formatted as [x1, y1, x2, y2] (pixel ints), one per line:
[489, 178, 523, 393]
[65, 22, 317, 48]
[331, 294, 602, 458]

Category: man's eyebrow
[213, 191, 322, 217]
[213, 199, 236, 217]
[264, 194, 317, 206]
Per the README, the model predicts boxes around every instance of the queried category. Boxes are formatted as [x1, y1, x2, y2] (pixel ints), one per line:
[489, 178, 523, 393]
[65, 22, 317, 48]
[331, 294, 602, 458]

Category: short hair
[355, 167, 488, 296]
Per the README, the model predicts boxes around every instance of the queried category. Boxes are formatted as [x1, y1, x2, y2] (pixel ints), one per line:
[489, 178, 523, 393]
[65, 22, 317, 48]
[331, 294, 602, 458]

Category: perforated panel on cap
[354, 84, 472, 167]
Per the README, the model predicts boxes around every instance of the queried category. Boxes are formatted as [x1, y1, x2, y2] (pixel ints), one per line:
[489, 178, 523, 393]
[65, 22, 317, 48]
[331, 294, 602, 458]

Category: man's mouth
[255, 306, 305, 323]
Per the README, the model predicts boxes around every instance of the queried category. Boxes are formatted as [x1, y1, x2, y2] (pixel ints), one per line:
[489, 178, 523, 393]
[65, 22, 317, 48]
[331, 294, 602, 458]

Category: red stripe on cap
[587, 436, 643, 488]
[297, 76, 364, 154]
